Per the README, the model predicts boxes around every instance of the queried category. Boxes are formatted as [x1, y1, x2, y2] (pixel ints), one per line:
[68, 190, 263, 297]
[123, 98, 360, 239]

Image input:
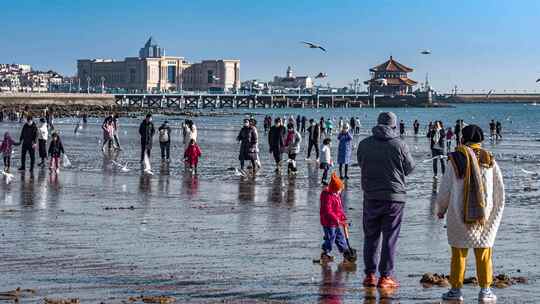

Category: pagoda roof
[370, 56, 413, 73]
[365, 77, 418, 86]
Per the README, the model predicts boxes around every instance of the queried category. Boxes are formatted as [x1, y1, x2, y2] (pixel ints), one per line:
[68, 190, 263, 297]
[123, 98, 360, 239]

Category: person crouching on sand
[48, 132, 64, 174]
[184, 139, 202, 174]
[319, 172, 347, 263]
[436, 125, 505, 303]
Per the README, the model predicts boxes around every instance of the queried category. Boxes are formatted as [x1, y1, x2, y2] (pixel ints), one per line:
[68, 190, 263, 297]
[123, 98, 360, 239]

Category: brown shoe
[363, 273, 377, 287]
[377, 276, 400, 289]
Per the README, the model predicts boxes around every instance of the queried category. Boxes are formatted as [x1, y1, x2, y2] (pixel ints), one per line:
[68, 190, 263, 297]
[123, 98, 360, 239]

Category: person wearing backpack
[158, 121, 171, 161]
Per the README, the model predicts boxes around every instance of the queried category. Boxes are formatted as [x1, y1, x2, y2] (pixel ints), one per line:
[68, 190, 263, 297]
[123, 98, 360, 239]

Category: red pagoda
[365, 56, 417, 96]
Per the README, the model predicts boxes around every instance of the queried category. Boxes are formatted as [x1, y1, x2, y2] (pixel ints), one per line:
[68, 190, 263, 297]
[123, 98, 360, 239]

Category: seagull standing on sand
[301, 41, 326, 52]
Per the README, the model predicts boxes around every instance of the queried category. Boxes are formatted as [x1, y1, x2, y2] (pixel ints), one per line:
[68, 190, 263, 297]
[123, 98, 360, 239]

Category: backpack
[159, 128, 169, 143]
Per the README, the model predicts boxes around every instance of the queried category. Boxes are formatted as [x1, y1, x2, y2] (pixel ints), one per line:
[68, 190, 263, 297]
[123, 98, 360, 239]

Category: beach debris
[103, 206, 137, 211]
[419, 273, 528, 288]
[127, 295, 176, 304]
[0, 287, 36, 301]
[44, 298, 80, 304]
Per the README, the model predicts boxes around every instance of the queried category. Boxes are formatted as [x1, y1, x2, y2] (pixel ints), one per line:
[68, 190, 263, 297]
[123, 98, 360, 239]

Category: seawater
[0, 103, 538, 303]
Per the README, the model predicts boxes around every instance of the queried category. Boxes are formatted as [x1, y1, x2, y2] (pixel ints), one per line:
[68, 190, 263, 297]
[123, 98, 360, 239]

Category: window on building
[129, 69, 136, 83]
[167, 66, 176, 84]
[207, 70, 214, 84]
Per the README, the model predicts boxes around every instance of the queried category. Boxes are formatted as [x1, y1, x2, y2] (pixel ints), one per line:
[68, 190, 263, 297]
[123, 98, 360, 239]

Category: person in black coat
[268, 117, 286, 172]
[428, 121, 446, 178]
[306, 119, 321, 160]
[237, 119, 258, 174]
[301, 116, 307, 133]
[138, 114, 155, 162]
[18, 115, 38, 171]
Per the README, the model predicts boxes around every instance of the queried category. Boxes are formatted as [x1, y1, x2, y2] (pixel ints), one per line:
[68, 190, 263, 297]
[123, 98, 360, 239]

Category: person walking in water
[18, 116, 38, 172]
[268, 117, 286, 173]
[37, 117, 49, 167]
[237, 119, 258, 175]
[48, 132, 64, 174]
[284, 123, 302, 175]
[0, 132, 15, 172]
[138, 114, 155, 163]
[158, 120, 172, 161]
[413, 120, 420, 136]
[306, 119, 321, 161]
[337, 124, 353, 179]
[436, 125, 505, 303]
[356, 112, 415, 289]
[428, 121, 446, 179]
[495, 121, 502, 141]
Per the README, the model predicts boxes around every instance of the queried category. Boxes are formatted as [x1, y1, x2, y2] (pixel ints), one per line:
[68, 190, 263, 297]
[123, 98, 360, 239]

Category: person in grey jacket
[356, 112, 415, 289]
[284, 123, 302, 175]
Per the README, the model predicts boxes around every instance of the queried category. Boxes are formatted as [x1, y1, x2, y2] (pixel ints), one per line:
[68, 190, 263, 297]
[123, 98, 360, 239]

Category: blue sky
[2, 0, 540, 92]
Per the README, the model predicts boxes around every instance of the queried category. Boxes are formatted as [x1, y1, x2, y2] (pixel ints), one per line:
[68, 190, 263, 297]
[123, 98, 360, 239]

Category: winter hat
[377, 112, 397, 128]
[462, 124, 484, 143]
[328, 172, 344, 193]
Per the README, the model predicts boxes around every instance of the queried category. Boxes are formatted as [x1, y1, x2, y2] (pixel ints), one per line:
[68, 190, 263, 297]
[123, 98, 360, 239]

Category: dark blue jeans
[322, 226, 347, 254]
[363, 199, 404, 277]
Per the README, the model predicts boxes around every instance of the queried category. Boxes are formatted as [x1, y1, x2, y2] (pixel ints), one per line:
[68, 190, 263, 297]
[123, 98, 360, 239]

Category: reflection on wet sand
[182, 172, 198, 198]
[238, 178, 255, 203]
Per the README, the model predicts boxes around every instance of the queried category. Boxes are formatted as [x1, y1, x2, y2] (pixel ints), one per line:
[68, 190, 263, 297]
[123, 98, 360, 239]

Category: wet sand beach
[0, 104, 539, 303]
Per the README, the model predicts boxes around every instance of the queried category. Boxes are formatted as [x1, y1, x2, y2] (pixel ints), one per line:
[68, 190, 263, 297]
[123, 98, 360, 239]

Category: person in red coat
[184, 139, 202, 174]
[320, 172, 347, 263]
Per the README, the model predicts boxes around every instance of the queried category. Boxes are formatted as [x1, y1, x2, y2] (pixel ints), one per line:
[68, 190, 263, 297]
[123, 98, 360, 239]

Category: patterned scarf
[449, 143, 494, 225]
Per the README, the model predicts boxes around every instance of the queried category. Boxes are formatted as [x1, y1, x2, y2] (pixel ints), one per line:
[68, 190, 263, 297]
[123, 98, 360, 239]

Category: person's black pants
[272, 149, 282, 165]
[141, 143, 151, 162]
[160, 141, 170, 160]
[307, 140, 319, 159]
[38, 139, 47, 160]
[21, 144, 35, 169]
[288, 152, 297, 172]
[431, 148, 446, 176]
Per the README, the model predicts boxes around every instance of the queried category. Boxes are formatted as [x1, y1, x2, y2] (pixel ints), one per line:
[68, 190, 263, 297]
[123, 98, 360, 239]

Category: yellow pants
[450, 247, 493, 289]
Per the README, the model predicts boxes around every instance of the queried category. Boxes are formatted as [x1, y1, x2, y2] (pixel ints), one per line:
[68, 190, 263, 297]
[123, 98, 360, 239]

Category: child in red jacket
[184, 139, 202, 174]
[320, 172, 347, 262]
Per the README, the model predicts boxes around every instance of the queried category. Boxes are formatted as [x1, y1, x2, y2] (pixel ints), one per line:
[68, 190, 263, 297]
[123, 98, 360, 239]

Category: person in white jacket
[436, 125, 504, 303]
[37, 118, 49, 167]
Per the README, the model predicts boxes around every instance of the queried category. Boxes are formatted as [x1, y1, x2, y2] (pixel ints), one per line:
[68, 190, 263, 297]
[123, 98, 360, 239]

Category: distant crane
[300, 41, 327, 52]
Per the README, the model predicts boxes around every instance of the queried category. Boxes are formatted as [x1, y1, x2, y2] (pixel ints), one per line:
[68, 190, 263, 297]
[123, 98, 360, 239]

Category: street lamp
[78, 77, 81, 93]
[86, 76, 91, 94]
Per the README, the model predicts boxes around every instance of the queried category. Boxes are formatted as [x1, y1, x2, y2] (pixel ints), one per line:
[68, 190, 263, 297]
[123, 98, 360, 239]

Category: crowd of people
[0, 110, 508, 302]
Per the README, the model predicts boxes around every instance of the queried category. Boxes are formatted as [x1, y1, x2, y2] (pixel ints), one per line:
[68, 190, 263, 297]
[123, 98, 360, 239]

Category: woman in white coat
[436, 125, 504, 303]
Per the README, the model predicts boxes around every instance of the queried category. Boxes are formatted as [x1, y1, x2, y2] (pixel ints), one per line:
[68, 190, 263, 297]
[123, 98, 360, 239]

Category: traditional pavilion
[365, 56, 417, 96]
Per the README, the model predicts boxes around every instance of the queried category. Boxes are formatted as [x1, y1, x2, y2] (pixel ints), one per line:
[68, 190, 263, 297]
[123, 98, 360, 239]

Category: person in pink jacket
[0, 132, 16, 172]
[319, 172, 347, 263]
[184, 139, 202, 174]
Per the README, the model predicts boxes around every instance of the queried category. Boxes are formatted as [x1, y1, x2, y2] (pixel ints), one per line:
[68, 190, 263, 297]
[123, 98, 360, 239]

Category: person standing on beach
[37, 117, 49, 167]
[489, 120, 496, 141]
[355, 117, 361, 135]
[320, 117, 326, 136]
[495, 121, 502, 141]
[296, 115, 301, 131]
[306, 119, 321, 161]
[413, 120, 420, 136]
[428, 121, 446, 179]
[112, 114, 122, 150]
[101, 115, 115, 152]
[182, 120, 198, 147]
[237, 119, 258, 175]
[446, 127, 454, 151]
[284, 123, 301, 175]
[268, 117, 286, 173]
[337, 124, 353, 179]
[301, 116, 307, 133]
[350, 117, 356, 135]
[158, 120, 172, 161]
[399, 120, 405, 138]
[454, 120, 463, 147]
[436, 125, 504, 303]
[356, 112, 415, 289]
[138, 114, 155, 162]
[0, 132, 15, 172]
[18, 116, 38, 172]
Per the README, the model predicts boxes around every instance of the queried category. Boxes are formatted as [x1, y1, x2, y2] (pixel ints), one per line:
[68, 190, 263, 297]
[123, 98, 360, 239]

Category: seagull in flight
[536, 78, 540, 83]
[420, 49, 431, 55]
[301, 41, 326, 52]
[315, 72, 327, 79]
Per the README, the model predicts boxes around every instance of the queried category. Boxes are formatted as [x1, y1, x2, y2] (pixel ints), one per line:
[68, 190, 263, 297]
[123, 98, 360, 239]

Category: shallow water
[0, 104, 539, 303]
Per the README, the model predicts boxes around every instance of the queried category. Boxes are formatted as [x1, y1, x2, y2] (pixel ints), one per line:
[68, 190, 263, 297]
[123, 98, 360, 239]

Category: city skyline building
[77, 37, 240, 93]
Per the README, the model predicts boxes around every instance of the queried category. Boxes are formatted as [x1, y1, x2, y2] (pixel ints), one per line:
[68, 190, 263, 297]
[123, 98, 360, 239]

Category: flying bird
[301, 41, 326, 52]
[486, 89, 494, 99]
[315, 72, 327, 79]
[536, 78, 540, 83]
[420, 50, 431, 55]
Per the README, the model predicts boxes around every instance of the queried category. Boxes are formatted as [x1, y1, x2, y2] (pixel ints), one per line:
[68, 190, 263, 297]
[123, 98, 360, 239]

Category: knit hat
[462, 124, 484, 143]
[328, 172, 344, 193]
[377, 112, 397, 128]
